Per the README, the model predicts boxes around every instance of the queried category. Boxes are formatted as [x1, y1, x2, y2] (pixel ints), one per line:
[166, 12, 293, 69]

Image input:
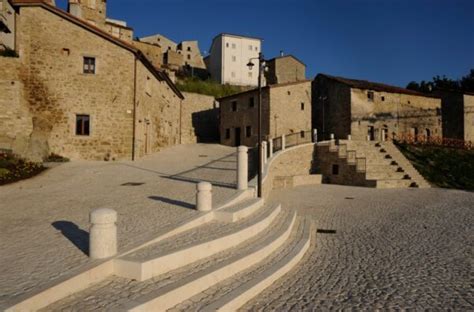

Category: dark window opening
[231, 101, 237, 112]
[300, 131, 305, 138]
[287, 91, 291, 95]
[301, 102, 305, 110]
[83, 57, 96, 74]
[187, 47, 191, 52]
[249, 97, 255, 108]
[246, 126, 252, 137]
[76, 115, 90, 136]
[187, 54, 191, 60]
[332, 164, 339, 175]
[367, 91, 374, 102]
[225, 128, 231, 139]
[381, 96, 385, 101]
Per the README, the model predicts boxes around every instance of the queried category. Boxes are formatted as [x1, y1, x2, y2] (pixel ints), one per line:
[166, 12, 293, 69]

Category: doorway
[235, 127, 241, 146]
[368, 126, 375, 141]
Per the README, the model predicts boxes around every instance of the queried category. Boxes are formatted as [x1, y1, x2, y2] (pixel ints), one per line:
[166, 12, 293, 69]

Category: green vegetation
[176, 77, 251, 98]
[45, 153, 70, 163]
[0, 151, 45, 185]
[0, 47, 19, 58]
[396, 143, 474, 191]
[406, 68, 474, 93]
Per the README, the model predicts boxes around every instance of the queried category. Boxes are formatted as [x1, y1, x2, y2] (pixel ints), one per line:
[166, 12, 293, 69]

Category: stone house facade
[105, 18, 133, 42]
[0, 1, 184, 161]
[219, 80, 312, 147]
[265, 55, 306, 85]
[312, 74, 442, 142]
[438, 90, 474, 142]
[181, 92, 219, 144]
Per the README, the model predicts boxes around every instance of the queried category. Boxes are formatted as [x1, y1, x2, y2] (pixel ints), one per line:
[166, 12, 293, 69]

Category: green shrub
[0, 152, 45, 185]
[45, 153, 70, 163]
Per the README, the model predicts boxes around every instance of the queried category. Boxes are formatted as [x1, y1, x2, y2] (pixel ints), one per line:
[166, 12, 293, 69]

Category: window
[62, 48, 70, 56]
[231, 101, 237, 112]
[301, 102, 305, 110]
[232, 43, 236, 49]
[367, 91, 374, 102]
[226, 43, 229, 48]
[76, 115, 90, 136]
[300, 131, 305, 138]
[332, 164, 339, 175]
[231, 71, 236, 78]
[83, 57, 96, 74]
[187, 47, 191, 52]
[246, 126, 252, 137]
[225, 128, 231, 139]
[381, 96, 385, 102]
[248, 72, 253, 78]
[249, 97, 255, 108]
[255, 46, 258, 51]
[187, 54, 191, 60]
[287, 91, 291, 95]
[249, 45, 252, 50]
[232, 55, 236, 62]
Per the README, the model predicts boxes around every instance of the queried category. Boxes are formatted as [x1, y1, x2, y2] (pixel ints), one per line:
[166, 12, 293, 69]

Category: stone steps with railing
[316, 138, 430, 189]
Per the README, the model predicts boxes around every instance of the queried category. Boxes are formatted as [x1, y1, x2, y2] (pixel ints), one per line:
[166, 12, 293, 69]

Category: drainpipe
[132, 57, 137, 161]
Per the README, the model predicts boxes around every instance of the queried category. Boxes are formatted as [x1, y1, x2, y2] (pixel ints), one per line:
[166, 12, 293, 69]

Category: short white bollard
[313, 129, 318, 142]
[237, 146, 248, 190]
[196, 182, 212, 211]
[262, 141, 268, 164]
[281, 134, 286, 150]
[330, 133, 335, 140]
[268, 139, 273, 158]
[89, 208, 117, 259]
[347, 135, 352, 140]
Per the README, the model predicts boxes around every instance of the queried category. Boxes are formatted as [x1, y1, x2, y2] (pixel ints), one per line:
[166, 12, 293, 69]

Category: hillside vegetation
[176, 77, 251, 98]
[396, 143, 474, 191]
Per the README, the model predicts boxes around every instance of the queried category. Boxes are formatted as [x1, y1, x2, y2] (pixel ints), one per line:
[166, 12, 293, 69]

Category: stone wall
[181, 92, 218, 144]
[132, 41, 162, 68]
[464, 94, 474, 142]
[265, 56, 306, 85]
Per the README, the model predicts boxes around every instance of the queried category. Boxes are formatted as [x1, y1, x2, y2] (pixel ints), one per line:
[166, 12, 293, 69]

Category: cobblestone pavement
[0, 144, 237, 308]
[244, 185, 473, 310]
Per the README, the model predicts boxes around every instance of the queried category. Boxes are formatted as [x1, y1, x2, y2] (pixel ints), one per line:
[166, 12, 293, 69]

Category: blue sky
[57, 0, 474, 88]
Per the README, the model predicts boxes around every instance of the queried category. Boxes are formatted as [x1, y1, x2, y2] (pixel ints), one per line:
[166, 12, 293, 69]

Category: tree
[460, 69, 474, 92]
[406, 69, 474, 93]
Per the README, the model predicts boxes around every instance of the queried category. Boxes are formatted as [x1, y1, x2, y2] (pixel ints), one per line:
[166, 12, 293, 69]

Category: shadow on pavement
[149, 196, 195, 210]
[52, 221, 89, 255]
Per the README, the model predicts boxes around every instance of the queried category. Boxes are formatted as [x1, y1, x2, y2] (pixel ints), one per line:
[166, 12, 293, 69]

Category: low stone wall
[181, 92, 218, 144]
[251, 143, 320, 199]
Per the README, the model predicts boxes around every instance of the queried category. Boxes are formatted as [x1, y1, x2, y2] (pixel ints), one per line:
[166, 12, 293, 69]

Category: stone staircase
[29, 192, 312, 311]
[316, 140, 430, 189]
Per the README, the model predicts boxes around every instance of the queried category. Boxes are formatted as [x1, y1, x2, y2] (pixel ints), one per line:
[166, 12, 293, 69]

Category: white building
[207, 33, 261, 86]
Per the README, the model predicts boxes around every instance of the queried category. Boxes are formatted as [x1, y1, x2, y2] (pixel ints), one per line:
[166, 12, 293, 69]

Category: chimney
[280, 50, 284, 57]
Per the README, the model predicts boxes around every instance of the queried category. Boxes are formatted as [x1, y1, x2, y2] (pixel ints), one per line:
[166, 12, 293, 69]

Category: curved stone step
[178, 218, 312, 312]
[121, 210, 298, 311]
[115, 203, 281, 281]
[215, 197, 264, 222]
[39, 208, 295, 312]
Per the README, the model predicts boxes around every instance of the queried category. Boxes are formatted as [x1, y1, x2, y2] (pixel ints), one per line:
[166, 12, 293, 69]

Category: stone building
[219, 80, 312, 147]
[207, 33, 261, 86]
[0, 0, 15, 50]
[265, 55, 306, 85]
[312, 74, 442, 142]
[437, 90, 474, 142]
[105, 18, 133, 42]
[0, 0, 185, 161]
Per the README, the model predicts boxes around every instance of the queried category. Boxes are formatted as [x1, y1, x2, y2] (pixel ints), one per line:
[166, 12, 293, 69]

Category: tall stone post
[347, 135, 352, 141]
[89, 208, 118, 259]
[281, 134, 286, 151]
[262, 141, 268, 167]
[268, 139, 273, 158]
[196, 182, 212, 212]
[313, 129, 318, 143]
[237, 146, 248, 190]
[330, 133, 335, 140]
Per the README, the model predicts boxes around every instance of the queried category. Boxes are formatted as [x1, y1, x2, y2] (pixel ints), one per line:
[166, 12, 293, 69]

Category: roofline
[435, 87, 474, 97]
[217, 80, 311, 101]
[267, 55, 306, 67]
[11, 0, 184, 99]
[214, 33, 263, 41]
[317, 73, 440, 99]
[105, 19, 134, 31]
[140, 33, 177, 46]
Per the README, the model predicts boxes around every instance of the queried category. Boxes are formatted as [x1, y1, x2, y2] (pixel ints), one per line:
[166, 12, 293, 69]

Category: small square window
[300, 131, 305, 138]
[381, 96, 385, 101]
[232, 55, 236, 62]
[301, 102, 305, 110]
[255, 46, 258, 51]
[225, 128, 231, 139]
[187, 47, 191, 52]
[76, 114, 90, 136]
[232, 43, 236, 49]
[248, 72, 253, 78]
[246, 126, 252, 137]
[187, 54, 191, 60]
[367, 91, 374, 102]
[226, 43, 229, 48]
[249, 97, 255, 108]
[287, 91, 291, 95]
[231, 101, 237, 112]
[83, 57, 96, 74]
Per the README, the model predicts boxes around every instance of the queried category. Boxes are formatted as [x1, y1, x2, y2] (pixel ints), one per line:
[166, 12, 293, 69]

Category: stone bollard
[237, 146, 248, 190]
[330, 133, 335, 140]
[281, 134, 286, 150]
[268, 139, 274, 159]
[89, 208, 118, 259]
[262, 141, 268, 164]
[196, 182, 212, 212]
[347, 135, 352, 141]
[313, 129, 318, 143]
